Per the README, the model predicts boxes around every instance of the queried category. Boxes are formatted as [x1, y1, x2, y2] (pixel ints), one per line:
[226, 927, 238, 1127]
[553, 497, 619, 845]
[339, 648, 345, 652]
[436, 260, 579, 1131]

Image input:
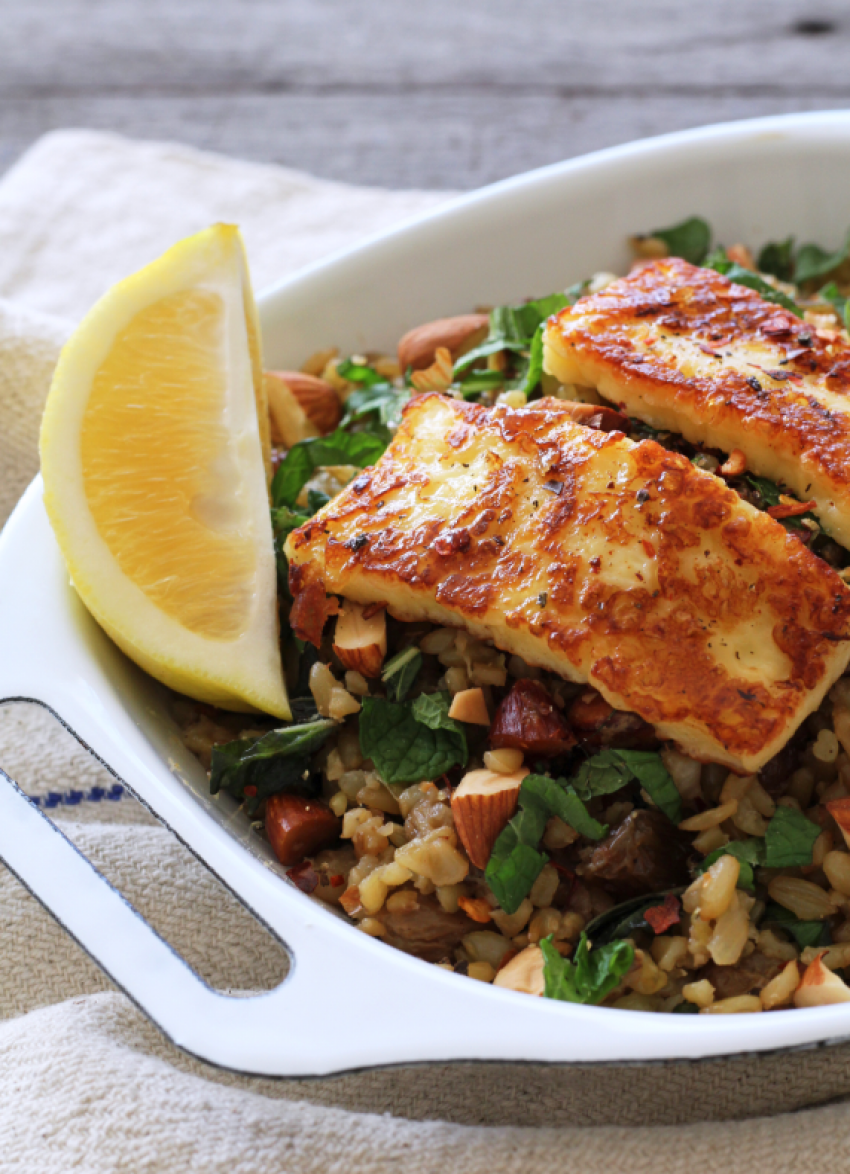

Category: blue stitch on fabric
[24, 785, 126, 807]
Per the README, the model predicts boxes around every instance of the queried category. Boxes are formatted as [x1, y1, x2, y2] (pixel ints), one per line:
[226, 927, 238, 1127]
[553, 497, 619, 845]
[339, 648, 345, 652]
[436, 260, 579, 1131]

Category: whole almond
[451, 767, 527, 869]
[398, 313, 489, 372]
[268, 370, 342, 435]
[264, 371, 318, 447]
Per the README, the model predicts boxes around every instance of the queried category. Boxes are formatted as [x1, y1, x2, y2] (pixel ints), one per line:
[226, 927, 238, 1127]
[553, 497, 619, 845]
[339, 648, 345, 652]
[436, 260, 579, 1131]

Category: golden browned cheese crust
[543, 257, 850, 548]
[286, 394, 850, 772]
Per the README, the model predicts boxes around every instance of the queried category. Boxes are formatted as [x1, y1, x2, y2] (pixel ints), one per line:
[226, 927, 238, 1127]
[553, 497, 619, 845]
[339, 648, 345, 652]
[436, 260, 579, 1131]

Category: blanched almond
[448, 687, 490, 726]
[267, 370, 342, 435]
[493, 944, 545, 996]
[398, 313, 489, 372]
[451, 767, 528, 869]
[795, 953, 850, 1007]
[264, 371, 319, 447]
[333, 603, 387, 678]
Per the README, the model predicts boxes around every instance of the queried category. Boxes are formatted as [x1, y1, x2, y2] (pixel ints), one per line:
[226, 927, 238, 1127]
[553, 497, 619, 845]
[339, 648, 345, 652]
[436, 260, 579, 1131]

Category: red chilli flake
[329, 874, 345, 888]
[243, 785, 258, 798]
[768, 499, 817, 520]
[644, 893, 681, 935]
[287, 861, 319, 894]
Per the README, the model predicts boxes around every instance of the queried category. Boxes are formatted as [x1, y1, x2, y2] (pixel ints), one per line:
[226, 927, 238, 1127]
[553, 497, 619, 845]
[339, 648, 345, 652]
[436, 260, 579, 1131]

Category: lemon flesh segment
[40, 224, 290, 719]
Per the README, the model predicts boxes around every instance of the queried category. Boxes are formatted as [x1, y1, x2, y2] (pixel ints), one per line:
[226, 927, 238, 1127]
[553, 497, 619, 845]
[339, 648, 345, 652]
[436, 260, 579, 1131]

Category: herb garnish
[453, 292, 571, 397]
[697, 840, 764, 890]
[210, 700, 335, 816]
[571, 748, 681, 824]
[763, 804, 821, 869]
[381, 647, 423, 703]
[705, 251, 801, 315]
[649, 216, 711, 266]
[762, 902, 830, 950]
[540, 932, 634, 1005]
[358, 693, 467, 786]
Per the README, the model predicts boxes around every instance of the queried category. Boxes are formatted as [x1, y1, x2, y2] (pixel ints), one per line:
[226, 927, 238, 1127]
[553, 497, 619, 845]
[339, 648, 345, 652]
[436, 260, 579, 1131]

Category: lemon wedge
[40, 223, 290, 719]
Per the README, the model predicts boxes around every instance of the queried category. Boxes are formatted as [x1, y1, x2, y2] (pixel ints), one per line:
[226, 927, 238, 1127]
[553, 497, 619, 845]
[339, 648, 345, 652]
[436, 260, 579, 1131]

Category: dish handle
[0, 763, 378, 1074]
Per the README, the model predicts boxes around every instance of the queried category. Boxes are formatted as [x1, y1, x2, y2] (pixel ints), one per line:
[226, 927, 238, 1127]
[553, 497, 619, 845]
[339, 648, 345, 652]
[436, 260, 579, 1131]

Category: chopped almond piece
[448, 687, 490, 726]
[451, 767, 528, 869]
[720, 449, 747, 477]
[795, 953, 850, 1007]
[333, 602, 387, 678]
[457, 896, 492, 923]
[493, 945, 545, 996]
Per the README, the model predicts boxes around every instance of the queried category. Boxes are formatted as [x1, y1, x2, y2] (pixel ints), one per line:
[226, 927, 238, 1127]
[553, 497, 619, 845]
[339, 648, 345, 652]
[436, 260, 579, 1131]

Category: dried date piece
[490, 679, 576, 758]
[583, 810, 691, 899]
[567, 689, 657, 750]
[266, 793, 341, 867]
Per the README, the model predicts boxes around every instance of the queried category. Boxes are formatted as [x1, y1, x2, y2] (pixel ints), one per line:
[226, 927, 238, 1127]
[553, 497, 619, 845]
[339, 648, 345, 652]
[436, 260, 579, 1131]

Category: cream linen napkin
[4, 129, 850, 1174]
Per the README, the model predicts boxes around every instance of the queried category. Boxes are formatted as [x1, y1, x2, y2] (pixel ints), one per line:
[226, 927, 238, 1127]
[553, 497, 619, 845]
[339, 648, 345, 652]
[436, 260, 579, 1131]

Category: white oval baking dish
[3, 111, 850, 1077]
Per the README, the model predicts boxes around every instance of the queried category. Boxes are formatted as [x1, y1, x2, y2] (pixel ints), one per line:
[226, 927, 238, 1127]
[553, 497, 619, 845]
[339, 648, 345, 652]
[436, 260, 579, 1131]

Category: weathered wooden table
[2, 0, 849, 189]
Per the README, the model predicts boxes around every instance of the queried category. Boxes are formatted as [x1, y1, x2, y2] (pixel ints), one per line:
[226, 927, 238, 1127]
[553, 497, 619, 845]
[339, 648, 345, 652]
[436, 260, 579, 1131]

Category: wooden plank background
[2, 0, 850, 189]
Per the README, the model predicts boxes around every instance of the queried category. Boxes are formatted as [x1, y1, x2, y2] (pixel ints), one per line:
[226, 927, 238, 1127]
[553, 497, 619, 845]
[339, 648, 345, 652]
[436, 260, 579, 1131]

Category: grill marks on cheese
[543, 257, 850, 548]
[286, 395, 850, 772]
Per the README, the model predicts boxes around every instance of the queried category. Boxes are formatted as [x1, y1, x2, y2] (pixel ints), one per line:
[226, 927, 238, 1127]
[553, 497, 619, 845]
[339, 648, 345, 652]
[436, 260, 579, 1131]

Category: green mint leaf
[411, 691, 465, 736]
[820, 281, 847, 318]
[762, 902, 829, 950]
[459, 369, 506, 399]
[518, 323, 545, 397]
[698, 840, 765, 890]
[650, 216, 711, 265]
[335, 357, 387, 387]
[209, 713, 335, 816]
[794, 232, 850, 285]
[485, 797, 550, 914]
[570, 748, 681, 823]
[341, 383, 410, 434]
[570, 748, 634, 802]
[271, 505, 311, 598]
[453, 293, 570, 376]
[584, 889, 685, 946]
[521, 775, 607, 841]
[541, 932, 634, 1005]
[616, 749, 681, 824]
[381, 647, 422, 703]
[358, 696, 467, 786]
[485, 772, 609, 914]
[757, 237, 795, 282]
[704, 246, 731, 272]
[271, 428, 387, 510]
[764, 805, 821, 868]
[745, 473, 782, 508]
[565, 278, 591, 304]
[743, 473, 817, 533]
[306, 489, 331, 513]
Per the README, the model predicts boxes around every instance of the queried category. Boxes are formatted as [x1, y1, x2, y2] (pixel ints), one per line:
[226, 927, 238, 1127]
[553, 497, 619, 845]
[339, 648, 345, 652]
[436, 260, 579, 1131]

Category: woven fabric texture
[2, 129, 850, 1173]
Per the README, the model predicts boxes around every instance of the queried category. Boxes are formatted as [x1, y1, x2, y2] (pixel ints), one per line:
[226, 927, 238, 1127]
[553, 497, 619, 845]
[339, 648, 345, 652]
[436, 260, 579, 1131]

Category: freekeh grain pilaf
[173, 216, 850, 1013]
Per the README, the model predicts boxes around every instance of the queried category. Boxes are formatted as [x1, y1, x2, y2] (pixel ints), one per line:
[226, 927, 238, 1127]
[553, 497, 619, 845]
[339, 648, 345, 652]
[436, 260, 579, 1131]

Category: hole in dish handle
[0, 767, 326, 1072]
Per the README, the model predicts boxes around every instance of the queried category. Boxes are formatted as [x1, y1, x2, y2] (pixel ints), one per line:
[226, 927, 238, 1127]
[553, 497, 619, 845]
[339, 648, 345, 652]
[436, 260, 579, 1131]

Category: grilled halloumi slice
[286, 393, 850, 773]
[544, 257, 850, 548]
